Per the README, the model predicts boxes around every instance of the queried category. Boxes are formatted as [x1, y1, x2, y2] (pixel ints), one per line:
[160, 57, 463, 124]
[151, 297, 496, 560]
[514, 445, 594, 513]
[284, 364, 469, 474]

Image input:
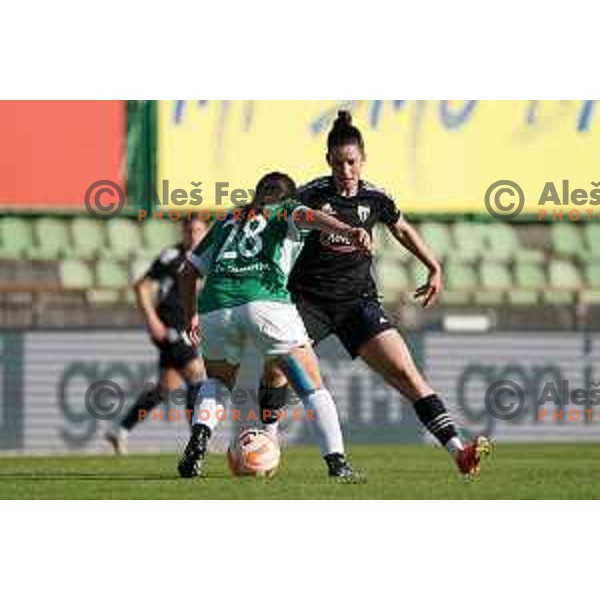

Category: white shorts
[200, 300, 310, 365]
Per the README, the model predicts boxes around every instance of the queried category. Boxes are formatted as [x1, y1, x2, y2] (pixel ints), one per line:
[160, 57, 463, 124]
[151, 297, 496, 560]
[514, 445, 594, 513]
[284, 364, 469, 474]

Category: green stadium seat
[443, 261, 477, 304]
[484, 224, 519, 262]
[581, 263, 600, 303]
[583, 224, 600, 260]
[72, 218, 106, 259]
[548, 260, 582, 290]
[511, 262, 545, 304]
[140, 220, 180, 257]
[102, 219, 142, 259]
[551, 224, 584, 259]
[420, 222, 452, 261]
[476, 262, 511, 304]
[544, 260, 581, 304]
[60, 259, 94, 290]
[452, 222, 485, 262]
[375, 258, 409, 301]
[0, 217, 33, 258]
[585, 263, 600, 288]
[131, 258, 153, 282]
[372, 225, 410, 263]
[373, 223, 393, 252]
[28, 217, 71, 260]
[95, 260, 129, 289]
[514, 262, 546, 290]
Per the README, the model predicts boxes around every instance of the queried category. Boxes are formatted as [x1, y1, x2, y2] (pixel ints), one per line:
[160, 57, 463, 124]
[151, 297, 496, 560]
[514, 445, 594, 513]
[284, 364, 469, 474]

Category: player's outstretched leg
[105, 383, 165, 455]
[359, 329, 492, 478]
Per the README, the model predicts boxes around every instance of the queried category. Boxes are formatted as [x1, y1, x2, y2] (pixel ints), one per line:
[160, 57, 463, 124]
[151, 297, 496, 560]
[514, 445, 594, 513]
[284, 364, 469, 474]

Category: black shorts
[154, 336, 198, 370]
[293, 295, 395, 359]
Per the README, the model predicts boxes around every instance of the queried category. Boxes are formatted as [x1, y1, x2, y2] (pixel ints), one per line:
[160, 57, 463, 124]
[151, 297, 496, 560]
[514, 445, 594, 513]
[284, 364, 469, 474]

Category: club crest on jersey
[357, 205, 371, 222]
[321, 202, 335, 215]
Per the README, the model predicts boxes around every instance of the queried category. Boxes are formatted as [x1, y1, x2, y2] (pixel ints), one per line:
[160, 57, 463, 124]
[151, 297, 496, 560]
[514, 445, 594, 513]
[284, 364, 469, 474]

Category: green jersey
[188, 201, 312, 314]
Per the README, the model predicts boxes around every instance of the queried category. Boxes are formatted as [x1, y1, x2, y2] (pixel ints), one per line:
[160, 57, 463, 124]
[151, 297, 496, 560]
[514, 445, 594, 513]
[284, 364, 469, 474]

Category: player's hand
[414, 265, 442, 308]
[148, 318, 168, 343]
[188, 314, 201, 346]
[350, 228, 372, 254]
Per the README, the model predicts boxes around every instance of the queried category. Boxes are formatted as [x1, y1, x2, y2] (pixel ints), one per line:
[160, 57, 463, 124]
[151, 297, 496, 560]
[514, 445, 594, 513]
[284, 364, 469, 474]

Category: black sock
[121, 385, 163, 431]
[258, 382, 288, 424]
[186, 381, 203, 427]
[413, 394, 459, 446]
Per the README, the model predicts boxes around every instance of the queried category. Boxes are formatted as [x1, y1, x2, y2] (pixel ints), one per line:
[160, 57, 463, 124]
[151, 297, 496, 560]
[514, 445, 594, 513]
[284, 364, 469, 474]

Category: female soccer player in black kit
[259, 111, 491, 477]
[105, 217, 207, 455]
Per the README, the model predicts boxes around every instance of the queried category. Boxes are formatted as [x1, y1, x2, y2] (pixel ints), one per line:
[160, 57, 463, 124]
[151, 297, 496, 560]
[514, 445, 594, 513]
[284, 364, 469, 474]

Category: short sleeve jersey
[288, 176, 402, 303]
[188, 201, 312, 314]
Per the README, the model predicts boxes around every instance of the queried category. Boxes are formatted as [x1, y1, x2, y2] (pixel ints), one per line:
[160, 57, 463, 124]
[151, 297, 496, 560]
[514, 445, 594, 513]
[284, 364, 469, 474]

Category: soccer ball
[227, 429, 280, 478]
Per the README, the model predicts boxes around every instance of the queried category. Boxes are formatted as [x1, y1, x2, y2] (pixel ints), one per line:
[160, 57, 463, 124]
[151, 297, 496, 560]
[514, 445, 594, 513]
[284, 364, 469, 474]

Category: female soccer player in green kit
[177, 172, 371, 480]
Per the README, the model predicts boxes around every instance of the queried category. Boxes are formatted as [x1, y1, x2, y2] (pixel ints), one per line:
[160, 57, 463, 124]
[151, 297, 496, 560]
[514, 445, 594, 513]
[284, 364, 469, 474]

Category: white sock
[192, 378, 228, 434]
[263, 421, 279, 438]
[301, 388, 344, 456]
[111, 425, 128, 439]
[445, 436, 464, 456]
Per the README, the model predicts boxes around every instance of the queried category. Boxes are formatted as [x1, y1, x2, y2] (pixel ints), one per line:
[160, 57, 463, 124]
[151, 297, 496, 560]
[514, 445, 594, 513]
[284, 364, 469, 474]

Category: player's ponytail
[327, 110, 365, 155]
[239, 172, 297, 222]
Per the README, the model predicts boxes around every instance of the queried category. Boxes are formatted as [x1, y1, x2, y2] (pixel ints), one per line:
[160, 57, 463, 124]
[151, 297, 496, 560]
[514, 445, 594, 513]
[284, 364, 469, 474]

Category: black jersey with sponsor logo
[288, 176, 401, 303]
[145, 244, 189, 331]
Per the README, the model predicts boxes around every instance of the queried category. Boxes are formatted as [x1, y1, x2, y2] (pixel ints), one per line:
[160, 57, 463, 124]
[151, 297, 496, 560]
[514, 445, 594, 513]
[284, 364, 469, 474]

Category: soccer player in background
[105, 216, 207, 455]
[177, 172, 371, 480]
[258, 111, 492, 477]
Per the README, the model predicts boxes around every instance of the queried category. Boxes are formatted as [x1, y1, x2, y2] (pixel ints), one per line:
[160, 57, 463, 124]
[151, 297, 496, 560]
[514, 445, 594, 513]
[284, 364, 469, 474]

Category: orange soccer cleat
[456, 436, 493, 478]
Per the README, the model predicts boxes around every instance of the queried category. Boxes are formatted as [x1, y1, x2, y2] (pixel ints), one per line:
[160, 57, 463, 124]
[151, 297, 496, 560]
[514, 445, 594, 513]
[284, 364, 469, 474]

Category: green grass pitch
[0, 444, 599, 499]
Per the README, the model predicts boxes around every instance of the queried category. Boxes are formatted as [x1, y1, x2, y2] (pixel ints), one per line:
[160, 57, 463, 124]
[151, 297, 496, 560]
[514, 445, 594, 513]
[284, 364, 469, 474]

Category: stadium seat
[373, 224, 410, 263]
[373, 223, 393, 252]
[419, 222, 452, 261]
[484, 224, 519, 263]
[544, 260, 581, 304]
[583, 224, 600, 260]
[28, 217, 71, 260]
[551, 224, 584, 259]
[102, 219, 142, 259]
[71, 218, 106, 259]
[95, 260, 129, 289]
[0, 217, 34, 258]
[131, 257, 153, 282]
[140, 220, 180, 257]
[375, 258, 409, 301]
[452, 222, 486, 262]
[581, 263, 600, 303]
[60, 259, 94, 290]
[443, 261, 477, 304]
[477, 262, 512, 304]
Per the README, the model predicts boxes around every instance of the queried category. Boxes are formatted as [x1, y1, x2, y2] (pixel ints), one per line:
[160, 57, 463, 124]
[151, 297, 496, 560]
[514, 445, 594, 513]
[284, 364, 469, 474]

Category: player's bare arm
[296, 209, 372, 253]
[387, 217, 442, 308]
[133, 276, 168, 342]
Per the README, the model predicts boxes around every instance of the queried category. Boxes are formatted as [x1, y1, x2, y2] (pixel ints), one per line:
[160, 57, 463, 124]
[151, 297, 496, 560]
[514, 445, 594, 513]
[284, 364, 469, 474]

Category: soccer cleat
[105, 431, 128, 456]
[177, 424, 210, 478]
[456, 436, 492, 478]
[324, 453, 366, 484]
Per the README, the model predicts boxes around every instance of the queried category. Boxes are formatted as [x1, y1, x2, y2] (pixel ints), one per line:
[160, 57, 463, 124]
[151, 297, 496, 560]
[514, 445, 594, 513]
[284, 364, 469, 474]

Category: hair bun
[334, 110, 353, 127]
